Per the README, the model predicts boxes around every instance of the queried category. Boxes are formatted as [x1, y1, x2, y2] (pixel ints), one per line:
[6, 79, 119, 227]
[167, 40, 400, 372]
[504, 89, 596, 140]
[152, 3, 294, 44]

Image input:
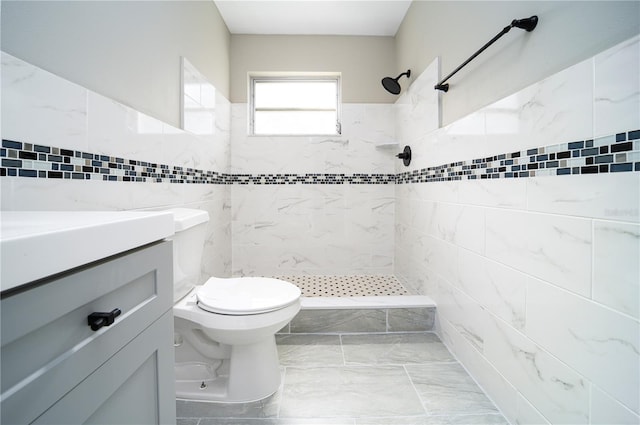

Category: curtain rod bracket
[434, 15, 538, 93]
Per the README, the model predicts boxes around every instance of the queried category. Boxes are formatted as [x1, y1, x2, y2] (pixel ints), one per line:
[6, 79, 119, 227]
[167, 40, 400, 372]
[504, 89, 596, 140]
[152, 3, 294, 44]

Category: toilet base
[175, 335, 282, 403]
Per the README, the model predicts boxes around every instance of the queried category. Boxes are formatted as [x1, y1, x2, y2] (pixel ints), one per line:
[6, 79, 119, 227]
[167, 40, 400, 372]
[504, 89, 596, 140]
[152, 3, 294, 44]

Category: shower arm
[434, 16, 538, 92]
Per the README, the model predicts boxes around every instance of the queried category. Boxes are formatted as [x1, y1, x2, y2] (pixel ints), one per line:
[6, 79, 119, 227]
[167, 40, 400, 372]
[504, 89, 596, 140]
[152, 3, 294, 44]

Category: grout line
[275, 366, 286, 419]
[402, 364, 429, 415]
[339, 333, 347, 366]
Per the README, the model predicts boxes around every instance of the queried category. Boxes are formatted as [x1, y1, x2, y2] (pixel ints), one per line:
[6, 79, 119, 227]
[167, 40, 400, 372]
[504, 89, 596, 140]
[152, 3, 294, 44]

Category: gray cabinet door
[33, 311, 175, 425]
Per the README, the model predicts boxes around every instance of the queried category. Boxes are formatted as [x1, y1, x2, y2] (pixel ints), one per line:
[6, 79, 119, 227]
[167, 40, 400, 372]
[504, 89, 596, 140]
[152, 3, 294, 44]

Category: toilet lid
[196, 277, 301, 315]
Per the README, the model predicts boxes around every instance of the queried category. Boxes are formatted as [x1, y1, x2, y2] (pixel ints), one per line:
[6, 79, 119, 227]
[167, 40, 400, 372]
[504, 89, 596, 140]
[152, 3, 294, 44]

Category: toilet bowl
[166, 208, 301, 403]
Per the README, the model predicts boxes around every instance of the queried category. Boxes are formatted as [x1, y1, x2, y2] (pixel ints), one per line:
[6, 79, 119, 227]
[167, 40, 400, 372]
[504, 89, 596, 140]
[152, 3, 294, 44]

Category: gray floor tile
[176, 332, 506, 424]
[177, 418, 200, 425]
[405, 363, 500, 416]
[356, 413, 508, 424]
[198, 418, 355, 425]
[341, 333, 455, 365]
[276, 334, 344, 366]
[279, 366, 425, 418]
[199, 419, 355, 425]
[176, 391, 280, 419]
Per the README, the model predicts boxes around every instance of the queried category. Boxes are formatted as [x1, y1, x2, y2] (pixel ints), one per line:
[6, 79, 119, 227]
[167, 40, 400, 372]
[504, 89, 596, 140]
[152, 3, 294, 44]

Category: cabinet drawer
[1, 241, 172, 425]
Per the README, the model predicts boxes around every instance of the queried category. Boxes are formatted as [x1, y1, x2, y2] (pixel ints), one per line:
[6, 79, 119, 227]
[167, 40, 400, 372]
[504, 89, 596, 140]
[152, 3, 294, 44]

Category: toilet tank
[166, 208, 210, 302]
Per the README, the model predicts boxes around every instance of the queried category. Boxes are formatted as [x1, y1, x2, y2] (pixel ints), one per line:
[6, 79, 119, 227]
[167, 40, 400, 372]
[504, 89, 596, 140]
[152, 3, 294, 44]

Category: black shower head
[511, 15, 538, 32]
[381, 70, 411, 95]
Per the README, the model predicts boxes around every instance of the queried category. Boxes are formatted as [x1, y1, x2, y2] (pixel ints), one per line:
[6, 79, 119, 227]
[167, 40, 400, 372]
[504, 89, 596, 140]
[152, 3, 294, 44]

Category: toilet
[167, 208, 301, 403]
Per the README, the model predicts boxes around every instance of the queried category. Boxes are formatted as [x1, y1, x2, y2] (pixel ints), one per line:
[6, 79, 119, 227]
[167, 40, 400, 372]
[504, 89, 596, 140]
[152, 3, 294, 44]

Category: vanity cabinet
[1, 241, 175, 425]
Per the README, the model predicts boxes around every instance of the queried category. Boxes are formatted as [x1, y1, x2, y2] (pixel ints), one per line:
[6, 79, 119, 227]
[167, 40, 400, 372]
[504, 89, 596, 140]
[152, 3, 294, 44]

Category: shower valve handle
[396, 145, 412, 166]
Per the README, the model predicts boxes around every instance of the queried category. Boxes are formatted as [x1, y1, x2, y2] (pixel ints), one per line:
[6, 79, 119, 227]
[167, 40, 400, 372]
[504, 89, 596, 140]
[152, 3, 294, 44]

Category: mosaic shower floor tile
[275, 275, 410, 297]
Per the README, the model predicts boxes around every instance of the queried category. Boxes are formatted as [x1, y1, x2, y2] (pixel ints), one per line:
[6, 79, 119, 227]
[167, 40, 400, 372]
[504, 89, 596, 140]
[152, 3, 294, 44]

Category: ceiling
[214, 0, 413, 36]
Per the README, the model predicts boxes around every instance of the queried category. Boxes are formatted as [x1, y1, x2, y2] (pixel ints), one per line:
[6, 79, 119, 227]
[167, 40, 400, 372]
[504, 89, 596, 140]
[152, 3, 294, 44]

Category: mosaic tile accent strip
[275, 275, 410, 297]
[0, 139, 394, 185]
[228, 173, 395, 185]
[0, 139, 227, 183]
[1, 129, 638, 185]
[397, 130, 640, 184]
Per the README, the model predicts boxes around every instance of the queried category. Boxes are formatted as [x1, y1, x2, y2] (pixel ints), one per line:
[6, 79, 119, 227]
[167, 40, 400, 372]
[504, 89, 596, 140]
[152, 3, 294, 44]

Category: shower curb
[280, 296, 436, 334]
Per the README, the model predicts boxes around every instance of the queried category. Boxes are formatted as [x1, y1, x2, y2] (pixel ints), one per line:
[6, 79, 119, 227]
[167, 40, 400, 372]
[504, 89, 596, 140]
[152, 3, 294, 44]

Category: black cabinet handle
[88, 308, 121, 331]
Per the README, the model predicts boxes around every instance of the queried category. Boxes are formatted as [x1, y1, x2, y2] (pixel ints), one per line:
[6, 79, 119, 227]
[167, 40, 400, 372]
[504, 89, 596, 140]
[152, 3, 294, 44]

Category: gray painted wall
[1, 0, 231, 128]
[396, 1, 640, 126]
[230, 35, 397, 103]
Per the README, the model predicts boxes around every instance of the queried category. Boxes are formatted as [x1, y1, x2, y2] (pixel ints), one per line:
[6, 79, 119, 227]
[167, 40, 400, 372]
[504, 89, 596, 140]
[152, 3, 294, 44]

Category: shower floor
[275, 275, 410, 297]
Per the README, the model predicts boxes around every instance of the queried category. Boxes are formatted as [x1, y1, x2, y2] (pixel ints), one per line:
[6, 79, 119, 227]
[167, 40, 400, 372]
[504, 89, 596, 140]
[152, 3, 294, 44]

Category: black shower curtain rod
[434, 15, 538, 92]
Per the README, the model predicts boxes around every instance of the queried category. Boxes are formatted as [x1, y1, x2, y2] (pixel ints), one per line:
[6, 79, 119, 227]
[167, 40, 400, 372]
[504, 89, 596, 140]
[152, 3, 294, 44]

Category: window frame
[249, 74, 342, 136]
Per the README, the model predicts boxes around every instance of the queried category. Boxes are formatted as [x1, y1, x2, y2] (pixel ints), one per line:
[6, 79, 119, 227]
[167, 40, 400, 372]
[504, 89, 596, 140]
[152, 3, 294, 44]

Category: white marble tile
[231, 182, 394, 275]
[162, 123, 216, 172]
[196, 196, 232, 278]
[232, 103, 391, 175]
[485, 209, 592, 297]
[526, 173, 640, 223]
[437, 318, 519, 424]
[594, 35, 640, 138]
[525, 278, 640, 414]
[87, 91, 165, 163]
[458, 178, 527, 210]
[456, 249, 527, 330]
[1, 177, 132, 211]
[485, 58, 593, 150]
[181, 57, 216, 136]
[412, 180, 460, 203]
[590, 384, 640, 425]
[347, 104, 395, 148]
[435, 278, 486, 352]
[1, 52, 88, 151]
[514, 393, 550, 425]
[394, 58, 440, 147]
[429, 204, 485, 255]
[483, 313, 589, 424]
[593, 221, 640, 318]
[416, 235, 458, 285]
[433, 111, 488, 168]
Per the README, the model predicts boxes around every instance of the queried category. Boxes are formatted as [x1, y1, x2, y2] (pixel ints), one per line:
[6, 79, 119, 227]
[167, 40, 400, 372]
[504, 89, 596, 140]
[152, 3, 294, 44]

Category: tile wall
[0, 51, 233, 278]
[394, 36, 640, 424]
[229, 103, 398, 276]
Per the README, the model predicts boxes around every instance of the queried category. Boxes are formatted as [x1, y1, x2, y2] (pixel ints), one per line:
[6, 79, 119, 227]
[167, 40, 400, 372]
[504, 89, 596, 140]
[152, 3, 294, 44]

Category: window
[250, 75, 341, 136]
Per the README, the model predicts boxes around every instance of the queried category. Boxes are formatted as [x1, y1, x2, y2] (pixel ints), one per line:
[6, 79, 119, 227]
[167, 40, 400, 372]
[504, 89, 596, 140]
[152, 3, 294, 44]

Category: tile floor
[176, 332, 508, 425]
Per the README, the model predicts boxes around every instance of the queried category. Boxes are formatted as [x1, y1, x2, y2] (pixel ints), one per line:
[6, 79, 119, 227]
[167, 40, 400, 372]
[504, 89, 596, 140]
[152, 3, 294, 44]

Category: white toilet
[167, 208, 301, 403]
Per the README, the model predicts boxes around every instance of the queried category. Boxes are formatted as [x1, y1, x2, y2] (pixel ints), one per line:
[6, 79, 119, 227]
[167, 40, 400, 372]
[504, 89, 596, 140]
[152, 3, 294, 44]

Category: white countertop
[1, 211, 175, 293]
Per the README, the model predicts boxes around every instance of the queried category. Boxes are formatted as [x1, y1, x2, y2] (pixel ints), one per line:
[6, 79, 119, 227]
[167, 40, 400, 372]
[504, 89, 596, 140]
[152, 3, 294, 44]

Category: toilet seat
[196, 277, 301, 315]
